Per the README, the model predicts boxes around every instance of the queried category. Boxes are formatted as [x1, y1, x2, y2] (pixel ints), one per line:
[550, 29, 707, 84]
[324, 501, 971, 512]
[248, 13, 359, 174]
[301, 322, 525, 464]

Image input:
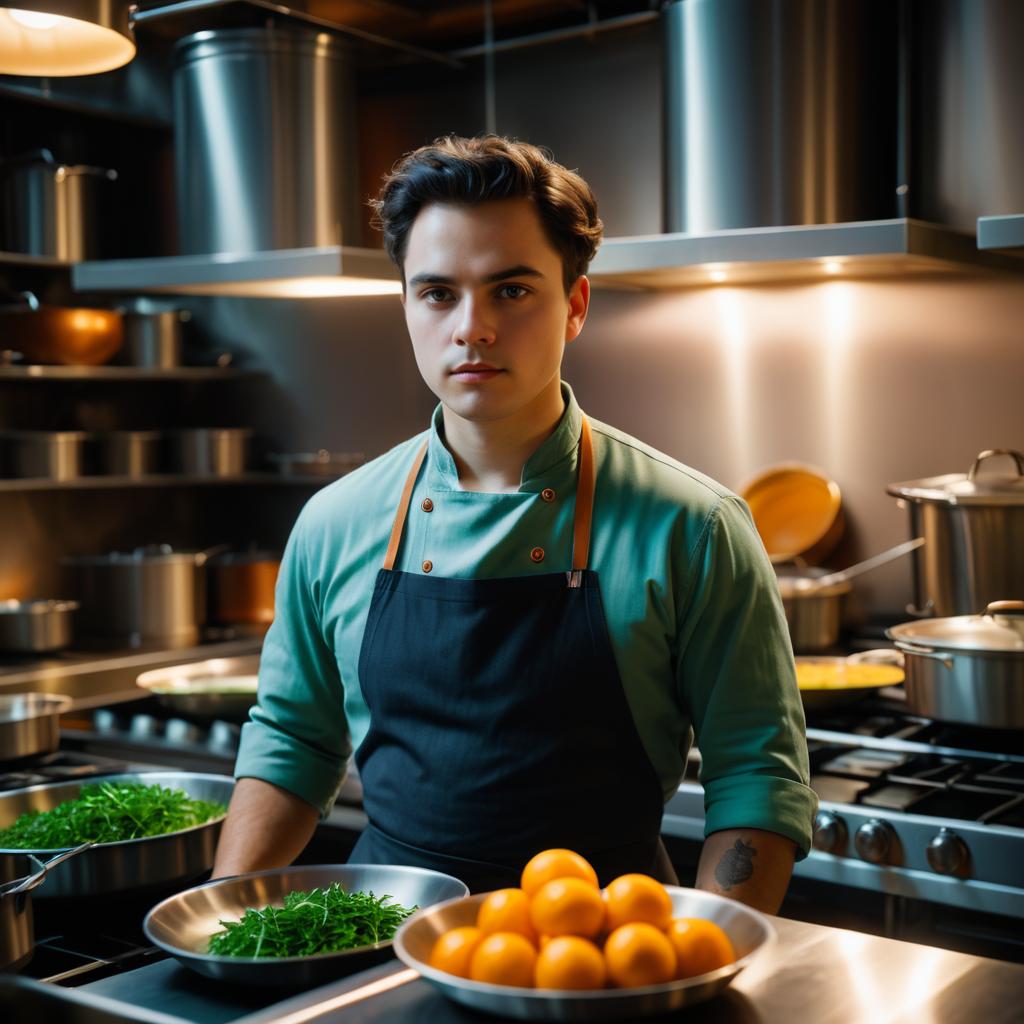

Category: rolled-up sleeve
[675, 496, 817, 858]
[234, 507, 351, 815]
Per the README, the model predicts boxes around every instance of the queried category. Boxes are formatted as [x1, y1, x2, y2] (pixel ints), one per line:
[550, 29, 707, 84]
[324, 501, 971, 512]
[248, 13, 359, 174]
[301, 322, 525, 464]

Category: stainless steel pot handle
[897, 642, 955, 669]
[967, 449, 1024, 480]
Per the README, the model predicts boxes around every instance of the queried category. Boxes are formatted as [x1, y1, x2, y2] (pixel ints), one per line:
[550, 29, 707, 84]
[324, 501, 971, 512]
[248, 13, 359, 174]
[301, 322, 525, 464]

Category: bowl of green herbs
[143, 864, 469, 987]
[0, 772, 234, 898]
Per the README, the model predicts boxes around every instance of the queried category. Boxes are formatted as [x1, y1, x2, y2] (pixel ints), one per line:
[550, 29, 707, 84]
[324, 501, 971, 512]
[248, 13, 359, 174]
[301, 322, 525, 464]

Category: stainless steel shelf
[0, 635, 262, 706]
[977, 214, 1024, 252]
[0, 472, 327, 492]
[72, 246, 401, 297]
[589, 218, 1024, 290]
[0, 365, 258, 381]
[0, 250, 71, 269]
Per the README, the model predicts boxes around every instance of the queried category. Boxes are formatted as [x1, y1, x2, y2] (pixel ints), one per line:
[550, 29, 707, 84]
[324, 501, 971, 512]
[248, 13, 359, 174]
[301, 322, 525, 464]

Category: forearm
[212, 777, 320, 878]
[695, 827, 797, 914]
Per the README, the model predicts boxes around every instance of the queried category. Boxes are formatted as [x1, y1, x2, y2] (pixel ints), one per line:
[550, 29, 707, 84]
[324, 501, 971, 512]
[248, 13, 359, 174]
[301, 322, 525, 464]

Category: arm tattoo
[714, 839, 757, 890]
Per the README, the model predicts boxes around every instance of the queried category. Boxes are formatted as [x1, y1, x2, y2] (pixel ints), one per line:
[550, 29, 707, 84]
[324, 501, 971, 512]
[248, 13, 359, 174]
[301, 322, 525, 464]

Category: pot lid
[888, 601, 1024, 653]
[887, 449, 1024, 506]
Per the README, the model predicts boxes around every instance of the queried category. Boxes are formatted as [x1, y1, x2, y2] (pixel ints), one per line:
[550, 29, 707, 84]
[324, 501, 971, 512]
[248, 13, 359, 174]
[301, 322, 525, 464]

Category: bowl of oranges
[393, 848, 774, 1020]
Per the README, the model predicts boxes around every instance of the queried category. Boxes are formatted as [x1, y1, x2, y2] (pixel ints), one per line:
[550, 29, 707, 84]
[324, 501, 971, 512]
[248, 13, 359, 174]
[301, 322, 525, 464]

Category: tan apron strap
[383, 440, 428, 572]
[572, 415, 596, 572]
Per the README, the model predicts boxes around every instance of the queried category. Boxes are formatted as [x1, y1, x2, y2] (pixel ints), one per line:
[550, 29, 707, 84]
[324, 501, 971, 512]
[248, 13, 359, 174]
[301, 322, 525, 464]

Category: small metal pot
[113, 308, 190, 368]
[1, 844, 92, 971]
[0, 292, 122, 366]
[0, 431, 91, 481]
[207, 550, 280, 625]
[888, 600, 1024, 728]
[0, 602, 78, 655]
[167, 429, 251, 477]
[0, 695, 73, 762]
[888, 449, 1024, 617]
[96, 431, 162, 478]
[268, 450, 365, 478]
[776, 568, 852, 652]
[0, 148, 116, 261]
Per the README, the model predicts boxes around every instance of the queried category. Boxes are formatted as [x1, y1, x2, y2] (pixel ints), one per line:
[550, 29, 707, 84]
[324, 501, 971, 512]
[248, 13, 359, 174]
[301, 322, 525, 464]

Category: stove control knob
[855, 819, 896, 864]
[812, 811, 848, 854]
[927, 828, 969, 876]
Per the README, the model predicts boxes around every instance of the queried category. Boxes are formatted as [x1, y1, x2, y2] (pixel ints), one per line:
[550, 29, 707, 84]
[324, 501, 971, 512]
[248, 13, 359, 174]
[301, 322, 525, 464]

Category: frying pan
[796, 652, 904, 711]
[136, 655, 259, 722]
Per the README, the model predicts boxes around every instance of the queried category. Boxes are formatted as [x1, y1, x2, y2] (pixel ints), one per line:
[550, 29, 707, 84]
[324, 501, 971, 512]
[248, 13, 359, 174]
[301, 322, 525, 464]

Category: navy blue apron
[349, 416, 674, 892]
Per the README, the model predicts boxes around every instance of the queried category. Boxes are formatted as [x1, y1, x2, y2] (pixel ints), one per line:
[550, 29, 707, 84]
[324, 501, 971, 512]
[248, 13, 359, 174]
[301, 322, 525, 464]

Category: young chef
[213, 135, 817, 913]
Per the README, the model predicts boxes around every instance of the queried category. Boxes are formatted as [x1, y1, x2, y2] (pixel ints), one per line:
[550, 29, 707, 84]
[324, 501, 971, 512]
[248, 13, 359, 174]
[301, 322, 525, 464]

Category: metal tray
[144, 863, 469, 988]
[394, 886, 775, 1021]
[0, 772, 234, 898]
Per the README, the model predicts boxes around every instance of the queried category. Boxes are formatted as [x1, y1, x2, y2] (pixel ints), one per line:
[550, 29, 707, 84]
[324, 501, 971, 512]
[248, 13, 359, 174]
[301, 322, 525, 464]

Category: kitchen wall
[3, 12, 1023, 621]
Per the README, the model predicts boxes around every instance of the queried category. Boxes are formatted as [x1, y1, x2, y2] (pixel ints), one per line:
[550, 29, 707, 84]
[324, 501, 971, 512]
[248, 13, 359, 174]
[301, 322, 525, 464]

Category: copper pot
[207, 550, 280, 625]
[0, 291, 122, 366]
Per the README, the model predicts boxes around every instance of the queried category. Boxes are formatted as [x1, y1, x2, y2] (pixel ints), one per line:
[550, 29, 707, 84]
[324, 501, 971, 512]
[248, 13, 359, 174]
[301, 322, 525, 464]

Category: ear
[565, 275, 590, 343]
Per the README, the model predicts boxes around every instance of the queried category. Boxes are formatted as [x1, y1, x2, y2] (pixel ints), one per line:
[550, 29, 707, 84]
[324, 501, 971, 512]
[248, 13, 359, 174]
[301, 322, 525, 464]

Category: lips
[451, 363, 501, 373]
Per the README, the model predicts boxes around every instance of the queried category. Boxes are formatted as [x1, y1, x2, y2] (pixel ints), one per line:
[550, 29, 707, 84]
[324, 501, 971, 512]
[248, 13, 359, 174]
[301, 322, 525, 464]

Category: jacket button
[530, 547, 545, 563]
[422, 560, 433, 573]
[541, 488, 556, 502]
[421, 497, 434, 512]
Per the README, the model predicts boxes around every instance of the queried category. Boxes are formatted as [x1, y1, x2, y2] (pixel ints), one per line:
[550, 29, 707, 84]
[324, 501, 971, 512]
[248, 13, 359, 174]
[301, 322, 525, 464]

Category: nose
[452, 295, 496, 347]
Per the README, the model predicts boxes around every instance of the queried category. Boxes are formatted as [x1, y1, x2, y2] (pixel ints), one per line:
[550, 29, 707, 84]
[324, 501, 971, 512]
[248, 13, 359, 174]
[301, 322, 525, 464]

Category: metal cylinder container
[172, 27, 360, 254]
[776, 569, 852, 653]
[910, 0, 1024, 231]
[97, 431, 162, 478]
[167, 428, 250, 477]
[0, 602, 78, 655]
[662, 0, 898, 232]
[0, 431, 91, 481]
[115, 309, 189, 368]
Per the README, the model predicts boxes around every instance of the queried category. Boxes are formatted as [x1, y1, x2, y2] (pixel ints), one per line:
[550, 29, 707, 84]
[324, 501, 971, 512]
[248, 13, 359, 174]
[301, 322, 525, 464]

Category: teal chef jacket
[235, 382, 818, 856]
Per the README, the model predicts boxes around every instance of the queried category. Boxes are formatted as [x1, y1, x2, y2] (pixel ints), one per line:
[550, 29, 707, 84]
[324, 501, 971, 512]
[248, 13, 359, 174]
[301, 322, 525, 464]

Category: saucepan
[0, 695, 73, 763]
[1, 843, 92, 971]
[777, 538, 925, 652]
[0, 601, 78, 654]
[888, 600, 1024, 729]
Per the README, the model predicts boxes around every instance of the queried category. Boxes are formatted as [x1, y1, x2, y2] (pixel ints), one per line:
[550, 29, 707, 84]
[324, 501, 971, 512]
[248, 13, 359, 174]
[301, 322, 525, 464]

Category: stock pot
[888, 601, 1024, 729]
[888, 449, 1024, 617]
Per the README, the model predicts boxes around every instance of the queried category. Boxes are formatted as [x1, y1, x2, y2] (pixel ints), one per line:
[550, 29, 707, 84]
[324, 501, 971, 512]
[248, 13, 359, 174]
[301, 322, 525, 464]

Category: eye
[421, 287, 454, 304]
[497, 283, 530, 299]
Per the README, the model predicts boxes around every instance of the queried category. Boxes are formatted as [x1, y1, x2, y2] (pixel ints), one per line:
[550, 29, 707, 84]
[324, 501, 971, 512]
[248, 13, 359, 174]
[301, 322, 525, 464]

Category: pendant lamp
[0, 0, 135, 76]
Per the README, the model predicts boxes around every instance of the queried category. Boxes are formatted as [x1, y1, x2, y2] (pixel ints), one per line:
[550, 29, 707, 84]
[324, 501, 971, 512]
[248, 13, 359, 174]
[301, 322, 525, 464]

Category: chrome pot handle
[967, 448, 1024, 480]
[897, 642, 955, 669]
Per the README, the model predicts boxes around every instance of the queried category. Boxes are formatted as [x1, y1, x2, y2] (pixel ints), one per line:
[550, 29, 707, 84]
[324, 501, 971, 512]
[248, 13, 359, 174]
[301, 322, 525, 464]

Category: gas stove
[666, 694, 1024, 949]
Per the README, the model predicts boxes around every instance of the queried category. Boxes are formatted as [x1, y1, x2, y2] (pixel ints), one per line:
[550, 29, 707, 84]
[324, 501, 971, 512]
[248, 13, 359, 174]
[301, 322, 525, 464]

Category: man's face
[401, 198, 589, 426]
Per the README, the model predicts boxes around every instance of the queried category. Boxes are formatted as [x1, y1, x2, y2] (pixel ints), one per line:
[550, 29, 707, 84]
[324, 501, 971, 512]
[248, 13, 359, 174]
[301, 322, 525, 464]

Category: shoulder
[588, 416, 734, 522]
[290, 431, 429, 549]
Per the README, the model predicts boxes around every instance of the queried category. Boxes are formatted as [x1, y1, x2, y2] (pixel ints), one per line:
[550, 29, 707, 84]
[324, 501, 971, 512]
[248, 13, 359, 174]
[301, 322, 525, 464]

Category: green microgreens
[207, 883, 417, 958]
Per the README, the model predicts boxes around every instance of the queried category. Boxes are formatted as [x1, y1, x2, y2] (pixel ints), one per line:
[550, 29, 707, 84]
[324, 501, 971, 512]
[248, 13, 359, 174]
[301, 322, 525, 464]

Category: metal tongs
[0, 841, 94, 904]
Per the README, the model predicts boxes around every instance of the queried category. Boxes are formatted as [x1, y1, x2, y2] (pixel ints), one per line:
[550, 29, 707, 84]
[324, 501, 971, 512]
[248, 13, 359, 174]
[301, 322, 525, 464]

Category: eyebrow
[407, 264, 545, 288]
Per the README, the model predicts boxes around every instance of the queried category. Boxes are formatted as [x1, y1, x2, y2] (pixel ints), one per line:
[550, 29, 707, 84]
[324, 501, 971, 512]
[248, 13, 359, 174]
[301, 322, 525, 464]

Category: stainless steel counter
[59, 914, 1024, 1024]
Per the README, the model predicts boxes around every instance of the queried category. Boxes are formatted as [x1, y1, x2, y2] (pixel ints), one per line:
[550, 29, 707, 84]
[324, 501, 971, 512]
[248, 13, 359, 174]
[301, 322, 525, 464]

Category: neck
[442, 380, 566, 493]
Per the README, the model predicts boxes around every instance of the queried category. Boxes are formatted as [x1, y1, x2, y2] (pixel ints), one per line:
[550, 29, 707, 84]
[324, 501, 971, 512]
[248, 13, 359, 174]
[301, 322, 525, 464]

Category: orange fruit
[477, 888, 537, 942]
[521, 848, 599, 895]
[429, 926, 485, 979]
[469, 932, 538, 988]
[665, 918, 736, 979]
[603, 922, 677, 988]
[534, 936, 607, 990]
[530, 877, 605, 939]
[602, 873, 673, 931]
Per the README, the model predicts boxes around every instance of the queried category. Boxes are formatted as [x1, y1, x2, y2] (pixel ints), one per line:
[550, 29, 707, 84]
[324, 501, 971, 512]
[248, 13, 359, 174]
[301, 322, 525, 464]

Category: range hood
[70, 218, 1022, 298]
[72, 246, 402, 298]
[977, 216, 1024, 254]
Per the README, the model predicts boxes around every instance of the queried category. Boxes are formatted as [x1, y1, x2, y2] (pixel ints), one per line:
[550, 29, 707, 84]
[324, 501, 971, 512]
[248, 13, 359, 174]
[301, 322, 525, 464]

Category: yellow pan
[796, 656, 904, 711]
[740, 463, 844, 565]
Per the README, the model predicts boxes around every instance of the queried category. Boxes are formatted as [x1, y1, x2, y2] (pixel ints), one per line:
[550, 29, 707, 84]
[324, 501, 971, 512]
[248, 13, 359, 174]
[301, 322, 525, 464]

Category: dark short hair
[370, 135, 603, 293]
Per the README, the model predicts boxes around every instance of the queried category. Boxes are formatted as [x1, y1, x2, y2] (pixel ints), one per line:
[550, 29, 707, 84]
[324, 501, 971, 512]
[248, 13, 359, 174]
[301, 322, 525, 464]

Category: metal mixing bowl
[394, 886, 775, 1021]
[144, 863, 469, 988]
